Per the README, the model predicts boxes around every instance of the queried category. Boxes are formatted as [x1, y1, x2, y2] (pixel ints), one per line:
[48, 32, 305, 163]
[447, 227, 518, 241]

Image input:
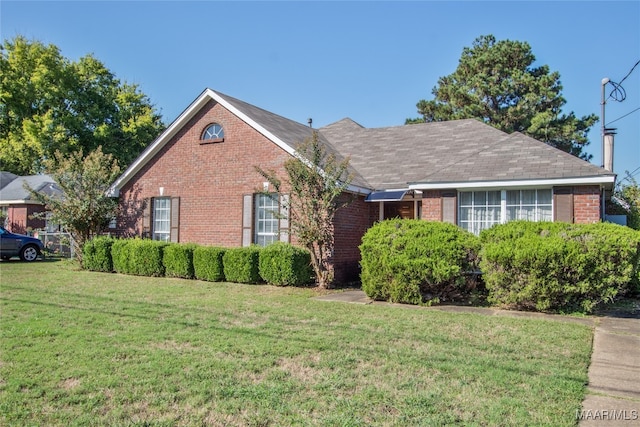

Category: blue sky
[3, 1, 639, 180]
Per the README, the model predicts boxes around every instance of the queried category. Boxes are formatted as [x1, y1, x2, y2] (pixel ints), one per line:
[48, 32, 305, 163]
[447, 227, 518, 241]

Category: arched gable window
[201, 123, 224, 143]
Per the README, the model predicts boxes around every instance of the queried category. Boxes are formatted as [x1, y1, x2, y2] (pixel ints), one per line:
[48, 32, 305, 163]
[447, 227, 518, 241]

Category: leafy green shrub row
[82, 236, 115, 272]
[126, 239, 167, 277]
[360, 220, 480, 304]
[223, 247, 262, 284]
[163, 243, 197, 279]
[360, 219, 640, 314]
[194, 246, 226, 282]
[82, 239, 314, 286]
[479, 221, 640, 313]
[259, 242, 314, 286]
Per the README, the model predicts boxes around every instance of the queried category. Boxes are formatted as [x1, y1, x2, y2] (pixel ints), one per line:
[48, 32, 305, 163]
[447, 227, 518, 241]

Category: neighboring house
[0, 172, 63, 234]
[109, 89, 616, 283]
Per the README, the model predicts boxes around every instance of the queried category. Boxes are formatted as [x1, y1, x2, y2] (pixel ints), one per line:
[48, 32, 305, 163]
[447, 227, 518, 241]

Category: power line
[620, 165, 640, 182]
[606, 106, 640, 126]
[618, 59, 640, 85]
[606, 59, 640, 102]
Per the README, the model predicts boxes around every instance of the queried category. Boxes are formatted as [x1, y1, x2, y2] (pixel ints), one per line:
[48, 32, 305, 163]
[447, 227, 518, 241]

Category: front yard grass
[1, 260, 592, 426]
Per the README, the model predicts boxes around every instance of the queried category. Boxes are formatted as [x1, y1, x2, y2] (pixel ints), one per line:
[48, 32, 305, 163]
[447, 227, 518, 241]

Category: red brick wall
[573, 185, 602, 223]
[117, 99, 375, 283]
[118, 100, 292, 246]
[417, 186, 603, 225]
[333, 194, 375, 283]
[6, 204, 46, 234]
[421, 190, 442, 221]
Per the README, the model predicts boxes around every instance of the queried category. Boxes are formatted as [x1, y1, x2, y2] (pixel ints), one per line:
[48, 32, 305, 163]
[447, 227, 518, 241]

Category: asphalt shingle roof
[214, 91, 372, 189]
[318, 118, 614, 189]
[0, 174, 62, 202]
[113, 89, 615, 194]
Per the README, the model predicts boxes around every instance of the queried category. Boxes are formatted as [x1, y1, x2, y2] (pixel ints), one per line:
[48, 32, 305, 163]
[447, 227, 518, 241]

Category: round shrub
[193, 246, 226, 282]
[480, 221, 640, 313]
[359, 219, 481, 304]
[259, 242, 314, 286]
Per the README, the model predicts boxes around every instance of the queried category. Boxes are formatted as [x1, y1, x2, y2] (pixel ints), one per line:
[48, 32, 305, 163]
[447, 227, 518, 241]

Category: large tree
[407, 35, 597, 159]
[256, 132, 354, 289]
[27, 147, 121, 263]
[0, 36, 164, 175]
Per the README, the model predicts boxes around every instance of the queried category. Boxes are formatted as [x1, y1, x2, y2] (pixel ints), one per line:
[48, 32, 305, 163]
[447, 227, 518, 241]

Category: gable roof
[319, 118, 615, 190]
[0, 173, 62, 205]
[110, 89, 615, 196]
[109, 89, 370, 196]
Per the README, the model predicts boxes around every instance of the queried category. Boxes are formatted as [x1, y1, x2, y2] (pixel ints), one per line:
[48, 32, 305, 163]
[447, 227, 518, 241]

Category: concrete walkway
[580, 316, 640, 426]
[314, 290, 640, 425]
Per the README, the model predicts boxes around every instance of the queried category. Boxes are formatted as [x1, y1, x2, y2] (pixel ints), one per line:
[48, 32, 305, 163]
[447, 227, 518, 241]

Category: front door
[384, 202, 414, 219]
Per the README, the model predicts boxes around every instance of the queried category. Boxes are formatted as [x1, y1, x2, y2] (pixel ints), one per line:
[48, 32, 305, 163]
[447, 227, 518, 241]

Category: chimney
[603, 128, 616, 172]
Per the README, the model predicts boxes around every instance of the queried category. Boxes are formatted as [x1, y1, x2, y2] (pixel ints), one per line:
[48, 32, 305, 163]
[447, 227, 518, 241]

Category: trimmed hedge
[193, 246, 226, 282]
[82, 236, 115, 272]
[259, 242, 314, 286]
[359, 220, 481, 304]
[223, 247, 262, 284]
[129, 240, 168, 277]
[163, 243, 197, 279]
[111, 239, 132, 274]
[479, 221, 640, 313]
[112, 239, 167, 277]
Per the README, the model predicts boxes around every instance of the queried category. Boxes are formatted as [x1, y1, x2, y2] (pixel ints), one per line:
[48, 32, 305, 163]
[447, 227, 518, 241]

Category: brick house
[0, 172, 62, 234]
[110, 89, 616, 283]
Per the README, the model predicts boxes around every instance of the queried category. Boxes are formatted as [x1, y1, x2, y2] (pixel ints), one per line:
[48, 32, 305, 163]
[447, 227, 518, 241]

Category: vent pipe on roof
[603, 128, 616, 172]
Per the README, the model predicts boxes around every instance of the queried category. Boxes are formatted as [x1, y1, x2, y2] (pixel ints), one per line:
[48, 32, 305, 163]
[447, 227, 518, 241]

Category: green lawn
[1, 260, 592, 426]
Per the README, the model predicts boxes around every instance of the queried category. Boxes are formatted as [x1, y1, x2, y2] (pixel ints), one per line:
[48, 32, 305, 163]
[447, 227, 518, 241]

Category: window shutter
[442, 192, 457, 224]
[279, 194, 290, 242]
[142, 197, 152, 238]
[554, 187, 574, 223]
[170, 197, 180, 242]
[242, 194, 253, 247]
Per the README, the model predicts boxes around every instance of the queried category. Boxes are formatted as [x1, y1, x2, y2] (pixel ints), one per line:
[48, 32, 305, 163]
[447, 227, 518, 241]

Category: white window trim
[505, 189, 553, 222]
[254, 193, 280, 247]
[458, 188, 554, 234]
[152, 197, 171, 242]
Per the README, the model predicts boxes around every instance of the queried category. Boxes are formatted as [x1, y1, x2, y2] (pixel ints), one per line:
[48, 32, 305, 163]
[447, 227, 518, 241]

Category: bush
[359, 220, 481, 304]
[83, 236, 115, 272]
[223, 247, 262, 284]
[259, 242, 314, 286]
[111, 239, 132, 274]
[193, 246, 227, 282]
[163, 243, 197, 279]
[479, 221, 640, 313]
[127, 239, 168, 277]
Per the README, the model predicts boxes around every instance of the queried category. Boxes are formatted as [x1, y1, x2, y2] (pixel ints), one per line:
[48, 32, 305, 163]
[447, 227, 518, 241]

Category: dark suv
[0, 226, 44, 261]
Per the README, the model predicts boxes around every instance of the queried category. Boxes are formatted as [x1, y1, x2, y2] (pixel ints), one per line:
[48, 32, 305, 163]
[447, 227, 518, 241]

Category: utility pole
[601, 77, 609, 169]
